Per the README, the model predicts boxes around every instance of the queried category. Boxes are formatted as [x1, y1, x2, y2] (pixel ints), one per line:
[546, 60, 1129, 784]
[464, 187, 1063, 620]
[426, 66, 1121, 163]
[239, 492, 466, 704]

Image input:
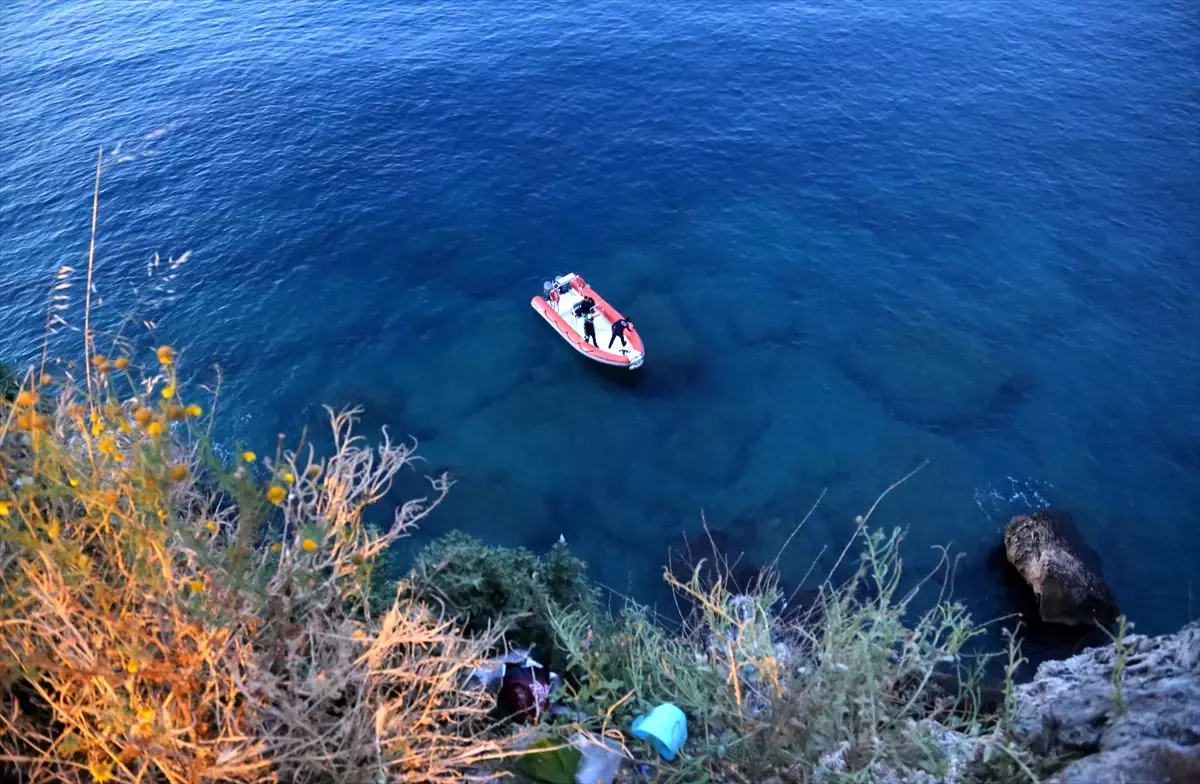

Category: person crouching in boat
[573, 296, 595, 318]
[608, 317, 631, 349]
[583, 313, 599, 347]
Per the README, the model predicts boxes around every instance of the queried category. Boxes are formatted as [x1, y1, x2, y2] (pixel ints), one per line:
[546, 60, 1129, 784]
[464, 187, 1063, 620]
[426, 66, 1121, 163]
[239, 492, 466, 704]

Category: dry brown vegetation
[0, 347, 533, 782]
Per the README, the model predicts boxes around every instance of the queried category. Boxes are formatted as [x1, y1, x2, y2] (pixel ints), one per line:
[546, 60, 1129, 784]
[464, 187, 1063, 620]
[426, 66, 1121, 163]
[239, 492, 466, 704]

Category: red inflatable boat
[531, 273, 644, 369]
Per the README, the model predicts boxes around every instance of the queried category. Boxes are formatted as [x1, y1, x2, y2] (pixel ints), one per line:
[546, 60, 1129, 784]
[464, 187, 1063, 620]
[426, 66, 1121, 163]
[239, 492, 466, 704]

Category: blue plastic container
[630, 702, 687, 761]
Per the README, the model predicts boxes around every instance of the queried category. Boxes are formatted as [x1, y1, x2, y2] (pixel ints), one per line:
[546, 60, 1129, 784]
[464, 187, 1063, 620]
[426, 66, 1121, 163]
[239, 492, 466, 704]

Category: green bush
[407, 530, 597, 670]
[548, 525, 1038, 783]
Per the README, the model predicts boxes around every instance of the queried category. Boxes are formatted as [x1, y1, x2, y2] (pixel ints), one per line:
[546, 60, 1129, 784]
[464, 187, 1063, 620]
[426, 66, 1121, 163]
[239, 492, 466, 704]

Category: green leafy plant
[549, 472, 1040, 784]
[407, 530, 596, 670]
[515, 737, 582, 784]
[1100, 614, 1134, 720]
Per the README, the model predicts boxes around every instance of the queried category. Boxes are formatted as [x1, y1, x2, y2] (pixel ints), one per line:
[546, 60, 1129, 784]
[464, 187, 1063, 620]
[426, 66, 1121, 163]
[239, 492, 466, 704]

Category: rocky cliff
[1012, 621, 1200, 783]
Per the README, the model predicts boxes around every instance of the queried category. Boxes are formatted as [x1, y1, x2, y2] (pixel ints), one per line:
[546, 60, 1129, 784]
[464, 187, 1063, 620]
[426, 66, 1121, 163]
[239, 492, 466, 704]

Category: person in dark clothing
[583, 314, 598, 347]
[608, 318, 631, 349]
[573, 296, 596, 318]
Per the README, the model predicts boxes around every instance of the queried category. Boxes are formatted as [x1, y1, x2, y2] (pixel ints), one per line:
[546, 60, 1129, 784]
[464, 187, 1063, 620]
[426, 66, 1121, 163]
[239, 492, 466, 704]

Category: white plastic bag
[570, 732, 623, 784]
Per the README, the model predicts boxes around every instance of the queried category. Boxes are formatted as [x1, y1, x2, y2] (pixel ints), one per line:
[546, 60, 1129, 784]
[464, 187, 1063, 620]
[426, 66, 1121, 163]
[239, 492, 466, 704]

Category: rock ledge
[1013, 621, 1200, 783]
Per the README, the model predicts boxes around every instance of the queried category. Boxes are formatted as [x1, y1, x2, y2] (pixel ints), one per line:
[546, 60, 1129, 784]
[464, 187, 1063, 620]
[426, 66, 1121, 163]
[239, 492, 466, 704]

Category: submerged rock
[1003, 510, 1117, 627]
[833, 310, 1029, 432]
[1012, 622, 1200, 784]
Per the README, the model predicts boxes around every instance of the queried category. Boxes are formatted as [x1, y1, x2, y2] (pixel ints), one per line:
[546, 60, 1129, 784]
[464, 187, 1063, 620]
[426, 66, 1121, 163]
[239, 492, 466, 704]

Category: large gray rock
[1004, 510, 1117, 626]
[1013, 622, 1200, 783]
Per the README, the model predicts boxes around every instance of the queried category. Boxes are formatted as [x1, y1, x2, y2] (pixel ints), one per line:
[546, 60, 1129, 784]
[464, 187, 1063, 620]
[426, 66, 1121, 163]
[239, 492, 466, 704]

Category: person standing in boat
[582, 313, 599, 347]
[608, 317, 632, 349]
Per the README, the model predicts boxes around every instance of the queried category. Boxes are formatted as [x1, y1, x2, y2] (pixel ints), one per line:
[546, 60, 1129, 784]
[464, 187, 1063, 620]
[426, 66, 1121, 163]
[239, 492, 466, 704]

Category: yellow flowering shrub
[0, 346, 526, 783]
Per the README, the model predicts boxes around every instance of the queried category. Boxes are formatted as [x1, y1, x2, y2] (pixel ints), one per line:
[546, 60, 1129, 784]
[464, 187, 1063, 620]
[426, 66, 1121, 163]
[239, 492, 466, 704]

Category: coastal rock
[1003, 510, 1117, 626]
[1012, 622, 1200, 783]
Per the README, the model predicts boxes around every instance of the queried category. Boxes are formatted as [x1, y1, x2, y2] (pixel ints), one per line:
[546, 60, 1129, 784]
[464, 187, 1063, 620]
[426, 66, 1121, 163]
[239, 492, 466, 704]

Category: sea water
[2, 2, 1197, 661]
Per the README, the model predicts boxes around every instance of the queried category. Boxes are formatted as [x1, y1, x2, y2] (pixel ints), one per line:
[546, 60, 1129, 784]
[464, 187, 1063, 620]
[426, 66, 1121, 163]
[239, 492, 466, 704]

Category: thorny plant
[0, 150, 533, 783]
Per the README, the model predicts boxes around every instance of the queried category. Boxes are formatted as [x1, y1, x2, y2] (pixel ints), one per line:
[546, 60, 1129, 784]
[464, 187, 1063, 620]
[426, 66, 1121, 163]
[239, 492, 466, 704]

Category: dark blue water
[2, 1, 1198, 641]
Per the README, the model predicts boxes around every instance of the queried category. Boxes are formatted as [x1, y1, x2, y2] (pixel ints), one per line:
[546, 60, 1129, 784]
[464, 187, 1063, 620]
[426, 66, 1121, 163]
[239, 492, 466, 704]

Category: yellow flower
[137, 707, 154, 722]
[91, 420, 104, 436]
[134, 407, 153, 427]
[15, 390, 35, 407]
[88, 759, 115, 783]
[301, 538, 318, 553]
[205, 521, 217, 533]
[114, 356, 130, 370]
[126, 660, 139, 674]
[147, 421, 164, 437]
[242, 451, 256, 463]
[77, 554, 90, 570]
[156, 345, 175, 365]
[0, 503, 9, 517]
[14, 414, 30, 430]
[169, 464, 188, 482]
[119, 420, 132, 433]
[91, 353, 108, 367]
[39, 372, 53, 386]
[270, 542, 282, 553]
[166, 404, 187, 421]
[161, 385, 176, 400]
[266, 485, 286, 505]
[97, 436, 116, 455]
[46, 520, 59, 540]
[283, 471, 295, 485]
[185, 404, 203, 417]
[189, 579, 203, 594]
[113, 452, 125, 463]
[29, 413, 48, 431]
[68, 477, 80, 488]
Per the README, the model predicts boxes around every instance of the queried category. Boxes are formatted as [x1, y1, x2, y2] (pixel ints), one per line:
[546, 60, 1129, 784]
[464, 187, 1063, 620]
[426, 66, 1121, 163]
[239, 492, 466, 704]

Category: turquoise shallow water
[2, 2, 1198, 656]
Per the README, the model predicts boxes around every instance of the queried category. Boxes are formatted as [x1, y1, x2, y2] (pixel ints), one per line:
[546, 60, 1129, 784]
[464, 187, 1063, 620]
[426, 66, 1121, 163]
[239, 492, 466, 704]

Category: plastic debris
[467, 646, 543, 691]
[491, 646, 556, 723]
[630, 703, 687, 761]
[571, 732, 623, 784]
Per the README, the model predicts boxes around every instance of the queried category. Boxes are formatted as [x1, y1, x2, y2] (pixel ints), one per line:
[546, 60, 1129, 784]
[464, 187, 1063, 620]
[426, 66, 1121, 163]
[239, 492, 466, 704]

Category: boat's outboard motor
[543, 280, 553, 298]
